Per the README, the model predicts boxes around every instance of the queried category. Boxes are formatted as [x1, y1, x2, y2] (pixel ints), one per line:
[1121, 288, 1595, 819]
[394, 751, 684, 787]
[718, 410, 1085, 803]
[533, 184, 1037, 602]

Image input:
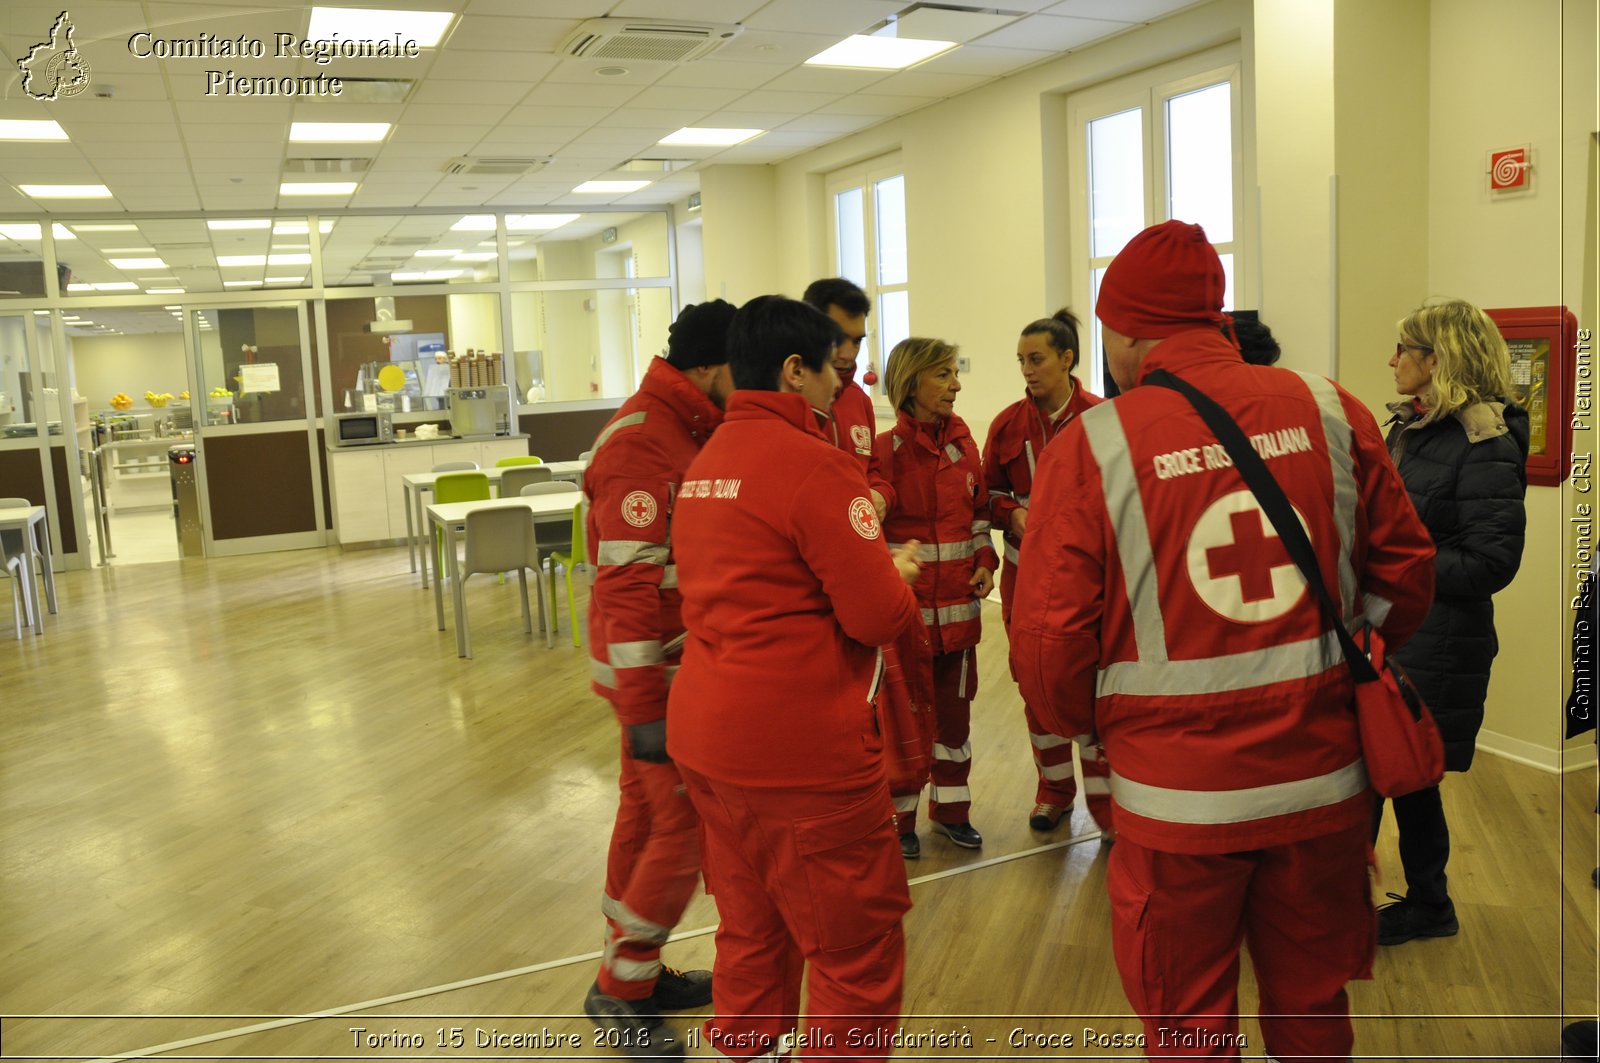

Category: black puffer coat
[1385, 399, 1528, 771]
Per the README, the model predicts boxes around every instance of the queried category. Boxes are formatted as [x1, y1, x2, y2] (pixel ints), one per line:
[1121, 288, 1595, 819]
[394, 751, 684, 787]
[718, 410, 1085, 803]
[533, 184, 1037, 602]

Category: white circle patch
[1186, 490, 1308, 623]
[848, 496, 881, 540]
[621, 490, 658, 528]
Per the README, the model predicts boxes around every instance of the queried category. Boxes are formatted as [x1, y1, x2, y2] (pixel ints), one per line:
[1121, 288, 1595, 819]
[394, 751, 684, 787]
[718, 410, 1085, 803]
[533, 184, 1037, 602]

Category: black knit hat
[665, 299, 737, 369]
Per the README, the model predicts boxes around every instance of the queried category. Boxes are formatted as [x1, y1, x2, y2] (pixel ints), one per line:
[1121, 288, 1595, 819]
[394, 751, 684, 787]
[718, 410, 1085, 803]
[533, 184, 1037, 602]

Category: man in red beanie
[1010, 220, 1436, 1060]
[582, 299, 736, 1057]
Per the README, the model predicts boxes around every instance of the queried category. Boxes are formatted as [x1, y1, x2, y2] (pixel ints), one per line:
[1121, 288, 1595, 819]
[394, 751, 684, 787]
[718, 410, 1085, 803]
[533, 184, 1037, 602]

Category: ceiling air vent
[284, 158, 372, 175]
[559, 18, 742, 63]
[441, 155, 553, 176]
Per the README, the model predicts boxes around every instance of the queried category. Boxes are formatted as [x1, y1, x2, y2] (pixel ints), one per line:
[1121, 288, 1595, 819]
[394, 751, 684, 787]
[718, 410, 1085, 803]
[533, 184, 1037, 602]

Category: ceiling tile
[654, 60, 782, 91]
[972, 14, 1134, 51]
[445, 16, 577, 52]
[542, 58, 673, 87]
[741, 0, 902, 35]
[1043, 0, 1191, 22]
[755, 66, 891, 94]
[397, 103, 511, 126]
[424, 49, 562, 82]
[918, 45, 1058, 77]
[461, 0, 608, 16]
[816, 94, 932, 117]
[519, 82, 640, 107]
[860, 70, 993, 99]
[778, 113, 886, 135]
[711, 28, 851, 67]
[609, 0, 766, 21]
[410, 78, 535, 105]
[624, 84, 746, 112]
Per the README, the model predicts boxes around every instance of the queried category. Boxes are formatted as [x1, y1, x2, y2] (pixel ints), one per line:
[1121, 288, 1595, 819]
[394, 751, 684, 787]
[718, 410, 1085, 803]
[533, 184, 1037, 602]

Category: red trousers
[891, 648, 976, 829]
[599, 731, 703, 1001]
[1002, 564, 1113, 828]
[679, 765, 910, 1062]
[1106, 821, 1374, 1061]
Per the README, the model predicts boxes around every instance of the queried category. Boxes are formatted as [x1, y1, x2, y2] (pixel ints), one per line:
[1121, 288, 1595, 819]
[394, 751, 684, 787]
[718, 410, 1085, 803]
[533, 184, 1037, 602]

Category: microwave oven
[332, 411, 394, 447]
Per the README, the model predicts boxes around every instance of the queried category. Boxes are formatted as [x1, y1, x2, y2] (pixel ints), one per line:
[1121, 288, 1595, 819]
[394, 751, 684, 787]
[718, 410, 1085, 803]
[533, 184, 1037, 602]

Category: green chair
[433, 471, 490, 579]
[495, 455, 543, 467]
[522, 482, 584, 647]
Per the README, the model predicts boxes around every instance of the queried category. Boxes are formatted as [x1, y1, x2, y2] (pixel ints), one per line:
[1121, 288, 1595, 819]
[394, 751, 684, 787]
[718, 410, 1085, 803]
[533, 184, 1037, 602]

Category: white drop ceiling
[0, 0, 1198, 334]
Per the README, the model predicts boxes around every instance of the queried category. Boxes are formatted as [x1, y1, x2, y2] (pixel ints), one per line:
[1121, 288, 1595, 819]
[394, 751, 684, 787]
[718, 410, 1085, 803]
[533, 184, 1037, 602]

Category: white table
[0, 504, 56, 636]
[426, 493, 582, 658]
[403, 460, 584, 584]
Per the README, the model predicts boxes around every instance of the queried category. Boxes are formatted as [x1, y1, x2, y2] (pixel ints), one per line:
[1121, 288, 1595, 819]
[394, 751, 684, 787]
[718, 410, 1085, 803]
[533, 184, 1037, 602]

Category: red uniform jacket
[585, 357, 722, 727]
[983, 378, 1102, 572]
[829, 373, 891, 497]
[667, 391, 920, 792]
[874, 410, 999, 656]
[1010, 332, 1436, 854]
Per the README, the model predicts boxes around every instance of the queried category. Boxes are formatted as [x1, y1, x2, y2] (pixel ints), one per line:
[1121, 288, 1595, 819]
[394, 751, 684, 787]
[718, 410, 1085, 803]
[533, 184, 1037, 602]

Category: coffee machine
[446, 385, 512, 438]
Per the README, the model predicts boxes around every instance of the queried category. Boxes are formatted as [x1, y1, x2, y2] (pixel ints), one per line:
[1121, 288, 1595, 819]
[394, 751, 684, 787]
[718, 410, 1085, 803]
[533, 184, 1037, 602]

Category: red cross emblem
[1186, 491, 1306, 622]
[848, 496, 881, 540]
[622, 490, 658, 528]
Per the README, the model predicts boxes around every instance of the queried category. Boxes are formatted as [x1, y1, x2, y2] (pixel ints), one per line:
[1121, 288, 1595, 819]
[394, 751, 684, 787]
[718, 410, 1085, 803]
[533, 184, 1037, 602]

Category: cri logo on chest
[18, 11, 92, 101]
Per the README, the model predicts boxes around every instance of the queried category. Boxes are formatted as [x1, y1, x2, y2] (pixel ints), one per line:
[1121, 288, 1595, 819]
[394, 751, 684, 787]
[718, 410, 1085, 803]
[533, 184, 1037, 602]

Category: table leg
[431, 516, 447, 633]
[417, 487, 432, 589]
[18, 550, 41, 634]
[449, 525, 469, 658]
[404, 482, 417, 575]
[37, 517, 56, 615]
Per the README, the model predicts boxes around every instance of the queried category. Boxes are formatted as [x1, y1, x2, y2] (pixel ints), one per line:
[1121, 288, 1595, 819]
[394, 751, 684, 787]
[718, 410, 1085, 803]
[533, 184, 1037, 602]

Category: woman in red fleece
[873, 337, 998, 857]
[669, 295, 924, 1063]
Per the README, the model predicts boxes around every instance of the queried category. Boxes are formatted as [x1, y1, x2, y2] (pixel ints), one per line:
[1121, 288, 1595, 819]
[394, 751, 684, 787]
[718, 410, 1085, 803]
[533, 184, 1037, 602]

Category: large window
[827, 155, 909, 401]
[1068, 47, 1246, 393]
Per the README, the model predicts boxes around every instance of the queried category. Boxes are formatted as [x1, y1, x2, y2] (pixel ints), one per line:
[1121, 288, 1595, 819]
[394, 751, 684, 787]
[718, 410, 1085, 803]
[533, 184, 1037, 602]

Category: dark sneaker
[583, 982, 683, 1059]
[899, 832, 920, 859]
[931, 820, 983, 849]
[1376, 893, 1458, 945]
[1561, 1018, 1597, 1060]
[651, 966, 711, 1011]
[1029, 803, 1066, 831]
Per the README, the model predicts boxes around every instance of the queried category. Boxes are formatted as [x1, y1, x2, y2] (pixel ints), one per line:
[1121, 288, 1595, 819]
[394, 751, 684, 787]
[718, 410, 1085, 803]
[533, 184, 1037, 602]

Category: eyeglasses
[1395, 342, 1434, 358]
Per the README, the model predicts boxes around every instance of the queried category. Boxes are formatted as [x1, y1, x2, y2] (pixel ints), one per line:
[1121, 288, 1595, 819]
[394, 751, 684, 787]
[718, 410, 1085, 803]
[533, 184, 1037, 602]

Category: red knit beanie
[1096, 220, 1226, 339]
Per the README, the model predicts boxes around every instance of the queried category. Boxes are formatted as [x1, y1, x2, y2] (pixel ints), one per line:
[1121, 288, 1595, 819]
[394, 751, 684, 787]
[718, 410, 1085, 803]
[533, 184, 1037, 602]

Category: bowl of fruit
[110, 392, 133, 410]
[145, 390, 174, 408]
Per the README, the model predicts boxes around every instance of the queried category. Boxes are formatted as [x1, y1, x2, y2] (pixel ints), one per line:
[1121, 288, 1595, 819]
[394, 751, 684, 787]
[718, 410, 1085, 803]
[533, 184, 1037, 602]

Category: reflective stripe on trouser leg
[599, 738, 703, 1001]
[1025, 699, 1078, 806]
[929, 648, 975, 823]
[1078, 737, 1115, 831]
[892, 792, 920, 835]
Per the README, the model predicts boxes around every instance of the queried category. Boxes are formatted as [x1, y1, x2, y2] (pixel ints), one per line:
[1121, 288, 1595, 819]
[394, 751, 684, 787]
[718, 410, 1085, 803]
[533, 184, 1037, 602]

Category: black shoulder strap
[1144, 368, 1377, 683]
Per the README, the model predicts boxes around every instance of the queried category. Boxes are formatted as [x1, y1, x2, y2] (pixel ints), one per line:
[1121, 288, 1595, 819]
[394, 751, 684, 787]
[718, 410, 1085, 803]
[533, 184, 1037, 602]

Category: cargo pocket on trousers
[1107, 858, 1159, 1016]
[792, 788, 912, 953]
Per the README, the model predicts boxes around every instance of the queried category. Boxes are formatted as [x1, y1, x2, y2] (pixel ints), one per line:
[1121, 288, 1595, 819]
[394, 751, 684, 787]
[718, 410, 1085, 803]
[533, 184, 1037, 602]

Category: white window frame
[826, 151, 907, 403]
[1068, 45, 1248, 394]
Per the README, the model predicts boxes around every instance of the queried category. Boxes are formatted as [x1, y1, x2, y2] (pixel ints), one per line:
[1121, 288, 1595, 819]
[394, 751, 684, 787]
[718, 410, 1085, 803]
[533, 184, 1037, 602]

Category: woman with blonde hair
[1377, 298, 1528, 945]
[874, 337, 998, 857]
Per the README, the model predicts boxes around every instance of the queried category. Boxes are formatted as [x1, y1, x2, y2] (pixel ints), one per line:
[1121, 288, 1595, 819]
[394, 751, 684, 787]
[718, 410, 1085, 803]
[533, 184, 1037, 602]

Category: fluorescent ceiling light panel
[572, 180, 651, 194]
[264, 276, 305, 283]
[273, 220, 335, 234]
[289, 122, 391, 143]
[109, 258, 167, 270]
[223, 280, 263, 288]
[20, 184, 112, 198]
[217, 254, 267, 267]
[450, 215, 494, 232]
[270, 243, 310, 251]
[150, 292, 185, 297]
[101, 247, 156, 254]
[92, 282, 138, 291]
[279, 182, 358, 195]
[267, 253, 312, 265]
[413, 248, 463, 257]
[307, 7, 455, 47]
[392, 269, 461, 281]
[208, 219, 272, 230]
[452, 252, 496, 262]
[65, 285, 92, 292]
[657, 127, 763, 147]
[509, 214, 578, 231]
[72, 224, 136, 232]
[0, 120, 69, 141]
[804, 35, 956, 69]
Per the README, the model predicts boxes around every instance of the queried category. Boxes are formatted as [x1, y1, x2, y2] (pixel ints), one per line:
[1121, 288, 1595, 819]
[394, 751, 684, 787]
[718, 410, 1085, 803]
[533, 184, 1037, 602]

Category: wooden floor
[1, 544, 1594, 1061]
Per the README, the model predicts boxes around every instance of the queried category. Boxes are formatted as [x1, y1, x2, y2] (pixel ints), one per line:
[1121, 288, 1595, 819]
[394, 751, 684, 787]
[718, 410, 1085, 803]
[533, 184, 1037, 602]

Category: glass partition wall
[0, 208, 677, 567]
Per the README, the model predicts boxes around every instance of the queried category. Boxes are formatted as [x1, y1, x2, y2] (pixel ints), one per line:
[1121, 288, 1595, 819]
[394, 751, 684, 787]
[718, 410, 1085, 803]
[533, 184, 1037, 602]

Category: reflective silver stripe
[990, 489, 1015, 502]
[659, 564, 678, 589]
[1015, 494, 1029, 508]
[971, 534, 991, 555]
[1109, 759, 1368, 825]
[605, 954, 662, 983]
[1362, 590, 1393, 627]
[601, 894, 671, 944]
[890, 540, 976, 562]
[866, 648, 885, 704]
[1029, 732, 1071, 750]
[893, 793, 921, 813]
[944, 442, 963, 464]
[892, 434, 904, 451]
[958, 648, 969, 695]
[1024, 439, 1036, 479]
[590, 659, 680, 689]
[609, 640, 664, 668]
[1039, 761, 1076, 781]
[933, 740, 971, 763]
[597, 540, 668, 567]
[1004, 542, 1020, 565]
[590, 410, 647, 457]
[971, 519, 992, 534]
[920, 600, 982, 626]
[1082, 404, 1167, 664]
[663, 631, 687, 654]
[930, 785, 971, 804]
[1083, 776, 1112, 794]
[1296, 372, 1360, 618]
[1098, 630, 1344, 696]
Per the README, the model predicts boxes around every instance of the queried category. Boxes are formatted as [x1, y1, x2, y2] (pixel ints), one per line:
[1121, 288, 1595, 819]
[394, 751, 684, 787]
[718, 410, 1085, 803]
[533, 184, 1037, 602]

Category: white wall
[72, 331, 188, 409]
